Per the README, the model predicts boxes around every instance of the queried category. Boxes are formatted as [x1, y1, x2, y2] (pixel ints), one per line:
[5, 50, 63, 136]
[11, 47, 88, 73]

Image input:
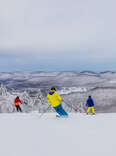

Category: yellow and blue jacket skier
[86, 96, 95, 114]
[47, 87, 68, 116]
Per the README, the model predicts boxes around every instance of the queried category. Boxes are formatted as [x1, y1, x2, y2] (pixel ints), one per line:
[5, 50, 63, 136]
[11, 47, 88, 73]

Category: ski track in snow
[0, 113, 115, 156]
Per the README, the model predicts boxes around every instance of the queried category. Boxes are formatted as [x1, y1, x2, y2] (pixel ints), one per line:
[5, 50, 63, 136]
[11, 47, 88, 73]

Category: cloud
[0, 0, 116, 71]
[1, 0, 116, 50]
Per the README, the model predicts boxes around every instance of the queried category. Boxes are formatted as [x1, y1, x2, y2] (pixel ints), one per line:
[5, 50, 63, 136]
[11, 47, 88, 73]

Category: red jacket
[14, 97, 22, 106]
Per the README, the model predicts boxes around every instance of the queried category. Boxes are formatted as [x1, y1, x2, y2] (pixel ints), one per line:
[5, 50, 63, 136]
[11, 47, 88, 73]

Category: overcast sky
[1, 0, 116, 71]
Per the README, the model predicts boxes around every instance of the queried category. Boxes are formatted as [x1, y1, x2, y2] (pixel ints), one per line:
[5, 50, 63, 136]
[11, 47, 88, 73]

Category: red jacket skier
[14, 96, 22, 112]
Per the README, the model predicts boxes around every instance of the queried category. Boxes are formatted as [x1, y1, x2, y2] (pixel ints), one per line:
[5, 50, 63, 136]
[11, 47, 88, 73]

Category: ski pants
[86, 106, 95, 114]
[15, 105, 22, 112]
[53, 104, 68, 116]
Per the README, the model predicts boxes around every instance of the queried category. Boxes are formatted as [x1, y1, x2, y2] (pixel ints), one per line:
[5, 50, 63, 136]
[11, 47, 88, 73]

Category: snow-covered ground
[0, 112, 116, 156]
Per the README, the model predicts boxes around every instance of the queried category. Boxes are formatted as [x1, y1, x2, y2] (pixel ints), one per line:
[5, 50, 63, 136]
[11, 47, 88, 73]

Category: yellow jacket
[47, 90, 62, 107]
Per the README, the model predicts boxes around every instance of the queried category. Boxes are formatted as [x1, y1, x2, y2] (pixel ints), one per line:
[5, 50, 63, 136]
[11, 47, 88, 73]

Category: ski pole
[62, 99, 78, 112]
[39, 105, 51, 118]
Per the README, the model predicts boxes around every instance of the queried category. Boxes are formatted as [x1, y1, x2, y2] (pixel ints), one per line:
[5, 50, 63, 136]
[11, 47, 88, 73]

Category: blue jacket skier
[86, 96, 95, 114]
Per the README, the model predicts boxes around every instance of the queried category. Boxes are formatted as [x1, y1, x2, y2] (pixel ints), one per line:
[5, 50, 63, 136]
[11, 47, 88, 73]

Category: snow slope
[0, 113, 116, 156]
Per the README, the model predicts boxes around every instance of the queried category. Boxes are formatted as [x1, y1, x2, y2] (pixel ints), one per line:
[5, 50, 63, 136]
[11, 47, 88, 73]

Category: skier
[14, 96, 22, 112]
[86, 95, 95, 115]
[47, 87, 68, 117]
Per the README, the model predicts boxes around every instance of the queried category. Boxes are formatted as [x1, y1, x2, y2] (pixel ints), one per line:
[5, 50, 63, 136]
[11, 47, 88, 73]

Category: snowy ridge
[1, 71, 116, 113]
[59, 87, 87, 95]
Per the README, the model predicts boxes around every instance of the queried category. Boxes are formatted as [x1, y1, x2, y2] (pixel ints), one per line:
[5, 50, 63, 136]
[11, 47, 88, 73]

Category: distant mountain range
[0, 71, 116, 91]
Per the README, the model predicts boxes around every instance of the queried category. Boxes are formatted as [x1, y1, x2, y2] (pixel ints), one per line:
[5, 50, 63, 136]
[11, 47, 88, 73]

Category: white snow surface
[0, 112, 116, 156]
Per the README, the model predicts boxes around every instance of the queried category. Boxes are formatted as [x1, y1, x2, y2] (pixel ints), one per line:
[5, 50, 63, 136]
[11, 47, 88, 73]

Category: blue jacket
[86, 97, 94, 107]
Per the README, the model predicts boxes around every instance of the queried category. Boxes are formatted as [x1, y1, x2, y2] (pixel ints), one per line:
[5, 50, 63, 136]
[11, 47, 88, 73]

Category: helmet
[51, 87, 56, 91]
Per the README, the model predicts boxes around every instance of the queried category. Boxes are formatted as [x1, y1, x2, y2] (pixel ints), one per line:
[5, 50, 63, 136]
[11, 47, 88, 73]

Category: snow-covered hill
[0, 71, 116, 91]
[1, 71, 116, 113]
[0, 71, 107, 90]
[0, 113, 116, 156]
